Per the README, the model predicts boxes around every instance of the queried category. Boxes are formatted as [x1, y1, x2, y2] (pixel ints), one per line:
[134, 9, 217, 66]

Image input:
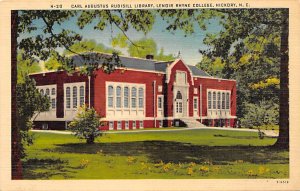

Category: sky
[19, 11, 223, 66]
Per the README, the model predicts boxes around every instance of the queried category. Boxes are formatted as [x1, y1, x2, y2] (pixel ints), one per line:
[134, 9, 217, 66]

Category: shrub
[68, 105, 102, 144]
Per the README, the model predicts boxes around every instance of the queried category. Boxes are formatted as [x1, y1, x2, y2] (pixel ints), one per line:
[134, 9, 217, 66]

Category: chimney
[146, 54, 154, 60]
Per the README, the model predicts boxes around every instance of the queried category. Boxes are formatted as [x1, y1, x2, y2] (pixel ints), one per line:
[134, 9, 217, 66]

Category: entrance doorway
[175, 91, 183, 117]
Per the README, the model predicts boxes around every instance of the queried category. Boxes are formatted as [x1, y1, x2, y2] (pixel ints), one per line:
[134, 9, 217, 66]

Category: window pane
[158, 97, 162, 109]
[80, 86, 84, 106]
[45, 88, 50, 96]
[124, 87, 129, 108]
[66, 87, 70, 109]
[40, 89, 44, 95]
[217, 92, 221, 109]
[226, 93, 230, 109]
[138, 88, 144, 108]
[116, 86, 121, 108]
[51, 98, 56, 109]
[213, 92, 216, 109]
[194, 98, 198, 109]
[131, 87, 136, 108]
[208, 92, 211, 109]
[108, 97, 113, 107]
[51, 88, 56, 95]
[73, 86, 77, 108]
[108, 85, 114, 108]
[222, 92, 225, 109]
[108, 86, 113, 96]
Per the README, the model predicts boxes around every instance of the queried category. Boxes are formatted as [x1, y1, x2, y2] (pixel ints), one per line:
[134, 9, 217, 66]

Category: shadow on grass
[52, 141, 289, 165]
[22, 158, 76, 179]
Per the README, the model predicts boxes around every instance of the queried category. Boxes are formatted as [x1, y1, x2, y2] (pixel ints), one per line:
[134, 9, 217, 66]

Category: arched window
[116, 86, 121, 108]
[217, 92, 221, 109]
[124, 87, 129, 108]
[208, 92, 212, 109]
[222, 92, 225, 109]
[40, 89, 44, 95]
[73, 86, 77, 108]
[80, 86, 84, 106]
[108, 86, 114, 108]
[51, 88, 55, 95]
[66, 87, 70, 109]
[131, 87, 137, 108]
[226, 93, 230, 109]
[138, 87, 144, 108]
[176, 91, 182, 100]
[45, 88, 50, 96]
[213, 92, 216, 109]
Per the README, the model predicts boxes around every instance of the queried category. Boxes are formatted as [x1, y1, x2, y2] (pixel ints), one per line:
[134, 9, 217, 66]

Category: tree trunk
[11, 11, 23, 179]
[86, 135, 95, 144]
[274, 9, 289, 149]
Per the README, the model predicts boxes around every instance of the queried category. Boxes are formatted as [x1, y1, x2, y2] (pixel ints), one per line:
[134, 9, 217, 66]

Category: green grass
[22, 129, 289, 179]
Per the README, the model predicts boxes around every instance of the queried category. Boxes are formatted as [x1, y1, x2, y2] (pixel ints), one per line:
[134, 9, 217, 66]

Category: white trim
[194, 75, 236, 82]
[193, 96, 199, 117]
[157, 95, 164, 117]
[165, 59, 194, 85]
[206, 89, 232, 119]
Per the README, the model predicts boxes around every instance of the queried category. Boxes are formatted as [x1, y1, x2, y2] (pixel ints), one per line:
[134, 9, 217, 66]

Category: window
[132, 121, 136, 129]
[109, 121, 114, 130]
[176, 72, 186, 84]
[125, 121, 129, 130]
[158, 97, 163, 109]
[176, 91, 182, 100]
[117, 121, 122, 130]
[222, 92, 225, 109]
[140, 121, 144, 128]
[226, 93, 230, 109]
[51, 88, 55, 95]
[138, 88, 144, 108]
[108, 86, 114, 108]
[40, 89, 44, 95]
[159, 120, 163, 127]
[208, 92, 211, 109]
[51, 98, 56, 109]
[116, 86, 121, 108]
[80, 86, 84, 106]
[158, 85, 162, 92]
[194, 88, 198, 94]
[124, 87, 129, 108]
[131, 87, 136, 108]
[73, 86, 77, 108]
[213, 92, 216, 109]
[45, 88, 50, 96]
[217, 92, 221, 109]
[66, 87, 71, 109]
[193, 98, 198, 109]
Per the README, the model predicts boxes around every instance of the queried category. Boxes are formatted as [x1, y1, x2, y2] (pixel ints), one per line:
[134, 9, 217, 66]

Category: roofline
[194, 75, 236, 82]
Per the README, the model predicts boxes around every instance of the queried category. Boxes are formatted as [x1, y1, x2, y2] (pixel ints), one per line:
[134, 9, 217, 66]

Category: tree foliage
[16, 76, 50, 157]
[68, 105, 102, 144]
[17, 51, 41, 83]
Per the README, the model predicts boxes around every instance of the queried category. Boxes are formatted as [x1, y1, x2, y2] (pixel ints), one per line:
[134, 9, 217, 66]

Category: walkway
[31, 127, 278, 137]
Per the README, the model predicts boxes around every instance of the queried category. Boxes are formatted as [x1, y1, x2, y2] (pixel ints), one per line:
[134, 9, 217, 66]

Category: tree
[159, 9, 288, 149]
[17, 51, 41, 83]
[16, 76, 50, 157]
[68, 105, 102, 144]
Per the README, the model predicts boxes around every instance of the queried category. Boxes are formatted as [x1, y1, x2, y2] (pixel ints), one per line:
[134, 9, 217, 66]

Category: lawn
[22, 129, 289, 179]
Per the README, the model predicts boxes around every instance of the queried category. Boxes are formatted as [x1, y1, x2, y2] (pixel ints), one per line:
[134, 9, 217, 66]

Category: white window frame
[64, 82, 85, 111]
[117, 121, 122, 130]
[207, 89, 231, 113]
[132, 121, 136, 129]
[109, 121, 114, 130]
[125, 121, 129, 130]
[139, 120, 144, 129]
[37, 84, 57, 111]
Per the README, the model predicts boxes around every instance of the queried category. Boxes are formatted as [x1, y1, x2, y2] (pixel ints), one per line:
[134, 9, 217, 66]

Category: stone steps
[181, 118, 206, 128]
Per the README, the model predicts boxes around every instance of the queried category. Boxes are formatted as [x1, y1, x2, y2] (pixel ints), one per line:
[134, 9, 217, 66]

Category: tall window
[73, 86, 77, 108]
[51, 88, 55, 95]
[117, 121, 122, 130]
[158, 97, 163, 109]
[51, 98, 56, 109]
[208, 92, 211, 109]
[80, 86, 84, 106]
[40, 89, 44, 95]
[213, 92, 216, 109]
[108, 86, 114, 108]
[193, 98, 198, 109]
[124, 87, 129, 108]
[138, 88, 144, 108]
[217, 92, 221, 109]
[222, 92, 225, 109]
[66, 87, 71, 109]
[226, 93, 230, 109]
[45, 88, 50, 96]
[132, 121, 136, 129]
[116, 86, 121, 108]
[131, 87, 136, 108]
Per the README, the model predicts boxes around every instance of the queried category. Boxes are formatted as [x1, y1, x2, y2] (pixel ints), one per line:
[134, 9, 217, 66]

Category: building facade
[30, 53, 237, 130]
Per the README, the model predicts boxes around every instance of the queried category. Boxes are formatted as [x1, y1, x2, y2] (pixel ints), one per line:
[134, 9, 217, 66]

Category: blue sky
[19, 11, 223, 66]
